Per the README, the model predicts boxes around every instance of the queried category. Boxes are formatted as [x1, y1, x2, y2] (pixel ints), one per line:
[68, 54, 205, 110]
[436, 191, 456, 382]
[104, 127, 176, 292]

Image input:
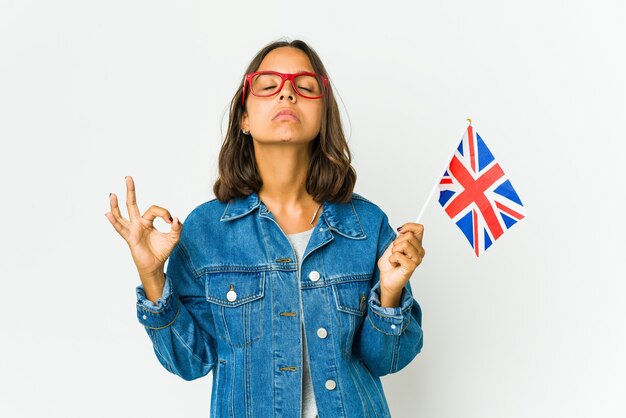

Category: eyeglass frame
[241, 70, 330, 107]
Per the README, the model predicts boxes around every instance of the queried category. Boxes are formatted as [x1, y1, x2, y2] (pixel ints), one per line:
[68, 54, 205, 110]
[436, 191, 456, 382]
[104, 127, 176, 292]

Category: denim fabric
[136, 192, 424, 417]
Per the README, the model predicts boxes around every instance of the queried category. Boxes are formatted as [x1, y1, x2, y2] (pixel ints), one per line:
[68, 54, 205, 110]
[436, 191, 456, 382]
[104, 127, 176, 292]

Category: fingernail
[397, 226, 403, 232]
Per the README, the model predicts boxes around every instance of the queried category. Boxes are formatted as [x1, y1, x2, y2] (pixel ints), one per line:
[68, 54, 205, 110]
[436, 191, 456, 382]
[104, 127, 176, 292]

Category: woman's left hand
[377, 223, 426, 307]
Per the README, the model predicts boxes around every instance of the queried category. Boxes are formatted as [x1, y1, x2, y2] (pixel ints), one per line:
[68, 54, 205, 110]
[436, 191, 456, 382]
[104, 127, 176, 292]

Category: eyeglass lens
[250, 74, 322, 98]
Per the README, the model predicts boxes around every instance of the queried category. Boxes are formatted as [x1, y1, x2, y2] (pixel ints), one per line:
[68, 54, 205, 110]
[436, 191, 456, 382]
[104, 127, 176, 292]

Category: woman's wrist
[140, 270, 166, 303]
[379, 286, 403, 308]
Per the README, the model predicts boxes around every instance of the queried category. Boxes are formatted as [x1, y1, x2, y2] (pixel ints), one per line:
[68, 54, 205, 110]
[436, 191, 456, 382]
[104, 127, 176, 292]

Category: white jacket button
[316, 328, 328, 339]
[325, 379, 336, 390]
[308, 271, 320, 282]
[226, 290, 237, 302]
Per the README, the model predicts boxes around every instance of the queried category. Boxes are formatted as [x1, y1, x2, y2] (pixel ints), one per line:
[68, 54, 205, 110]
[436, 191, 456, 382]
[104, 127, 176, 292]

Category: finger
[142, 204, 174, 223]
[397, 223, 424, 244]
[168, 217, 184, 241]
[409, 236, 426, 257]
[392, 233, 421, 252]
[126, 176, 141, 220]
[388, 250, 419, 272]
[105, 211, 130, 241]
[392, 239, 423, 260]
[415, 224, 424, 243]
[109, 193, 128, 226]
[391, 245, 424, 267]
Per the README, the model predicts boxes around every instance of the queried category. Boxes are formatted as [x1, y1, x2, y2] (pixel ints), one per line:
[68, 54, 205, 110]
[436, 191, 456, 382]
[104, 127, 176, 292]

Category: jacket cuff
[367, 281, 413, 336]
[135, 274, 180, 329]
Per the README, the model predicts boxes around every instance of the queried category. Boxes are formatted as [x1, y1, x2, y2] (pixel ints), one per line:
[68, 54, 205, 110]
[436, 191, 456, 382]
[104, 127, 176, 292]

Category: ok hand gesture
[105, 176, 182, 282]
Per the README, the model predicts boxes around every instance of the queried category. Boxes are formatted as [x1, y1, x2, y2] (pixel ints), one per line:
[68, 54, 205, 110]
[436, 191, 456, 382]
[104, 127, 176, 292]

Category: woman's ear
[240, 112, 249, 132]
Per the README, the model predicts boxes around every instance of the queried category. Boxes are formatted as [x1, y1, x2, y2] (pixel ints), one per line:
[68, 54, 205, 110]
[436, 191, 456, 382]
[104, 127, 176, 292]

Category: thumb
[170, 217, 183, 240]
[378, 240, 394, 264]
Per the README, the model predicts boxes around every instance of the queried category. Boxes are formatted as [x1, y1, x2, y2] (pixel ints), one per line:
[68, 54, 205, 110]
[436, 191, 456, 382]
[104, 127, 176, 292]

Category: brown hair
[212, 39, 356, 203]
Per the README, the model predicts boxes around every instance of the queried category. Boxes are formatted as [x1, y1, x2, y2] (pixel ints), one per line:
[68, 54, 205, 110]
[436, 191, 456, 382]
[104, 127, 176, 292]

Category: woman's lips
[273, 109, 299, 121]
[274, 114, 299, 121]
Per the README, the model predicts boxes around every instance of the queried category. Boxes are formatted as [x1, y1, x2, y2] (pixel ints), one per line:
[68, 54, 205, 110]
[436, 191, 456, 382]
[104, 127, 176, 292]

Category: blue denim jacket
[136, 192, 424, 417]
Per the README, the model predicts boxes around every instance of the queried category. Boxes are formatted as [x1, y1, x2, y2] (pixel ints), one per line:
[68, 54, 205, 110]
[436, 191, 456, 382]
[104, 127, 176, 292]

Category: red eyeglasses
[241, 71, 329, 107]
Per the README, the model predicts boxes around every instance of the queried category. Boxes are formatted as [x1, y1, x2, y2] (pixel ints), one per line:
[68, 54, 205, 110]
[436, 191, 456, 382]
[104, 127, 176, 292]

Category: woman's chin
[275, 127, 298, 141]
[253, 129, 314, 144]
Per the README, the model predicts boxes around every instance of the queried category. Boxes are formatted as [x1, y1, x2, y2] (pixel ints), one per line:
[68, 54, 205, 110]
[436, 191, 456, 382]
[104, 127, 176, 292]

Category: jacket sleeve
[354, 213, 424, 377]
[135, 238, 217, 381]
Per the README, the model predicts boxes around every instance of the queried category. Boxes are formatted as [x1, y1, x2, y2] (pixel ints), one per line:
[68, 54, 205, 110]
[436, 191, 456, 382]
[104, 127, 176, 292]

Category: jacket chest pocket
[205, 270, 266, 348]
[331, 278, 370, 354]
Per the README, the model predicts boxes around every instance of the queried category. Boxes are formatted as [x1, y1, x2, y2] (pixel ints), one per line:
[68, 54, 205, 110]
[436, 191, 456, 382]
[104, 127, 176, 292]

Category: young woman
[106, 39, 425, 418]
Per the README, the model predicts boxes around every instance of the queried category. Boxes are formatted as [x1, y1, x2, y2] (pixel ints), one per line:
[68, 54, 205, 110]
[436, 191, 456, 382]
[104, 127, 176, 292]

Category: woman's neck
[253, 142, 322, 233]
[254, 143, 316, 208]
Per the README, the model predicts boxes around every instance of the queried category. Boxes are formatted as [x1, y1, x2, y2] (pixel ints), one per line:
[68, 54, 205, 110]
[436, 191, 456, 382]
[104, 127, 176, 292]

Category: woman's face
[241, 47, 323, 144]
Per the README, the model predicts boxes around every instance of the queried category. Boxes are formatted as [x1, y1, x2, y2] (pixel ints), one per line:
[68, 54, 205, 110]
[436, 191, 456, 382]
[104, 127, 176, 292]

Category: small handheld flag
[437, 120, 526, 256]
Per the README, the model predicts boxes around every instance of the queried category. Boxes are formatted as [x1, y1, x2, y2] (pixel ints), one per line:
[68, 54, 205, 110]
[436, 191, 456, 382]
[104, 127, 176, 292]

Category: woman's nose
[278, 80, 296, 102]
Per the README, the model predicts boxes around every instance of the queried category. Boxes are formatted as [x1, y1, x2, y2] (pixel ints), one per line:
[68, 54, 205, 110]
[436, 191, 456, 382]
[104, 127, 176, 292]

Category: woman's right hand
[105, 176, 183, 291]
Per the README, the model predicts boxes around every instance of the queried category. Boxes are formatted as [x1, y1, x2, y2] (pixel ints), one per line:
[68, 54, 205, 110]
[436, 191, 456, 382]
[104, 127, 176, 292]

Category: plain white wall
[1, 0, 624, 417]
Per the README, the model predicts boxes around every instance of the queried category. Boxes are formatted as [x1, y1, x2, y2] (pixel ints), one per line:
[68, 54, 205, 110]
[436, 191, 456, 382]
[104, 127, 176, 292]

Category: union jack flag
[438, 124, 526, 256]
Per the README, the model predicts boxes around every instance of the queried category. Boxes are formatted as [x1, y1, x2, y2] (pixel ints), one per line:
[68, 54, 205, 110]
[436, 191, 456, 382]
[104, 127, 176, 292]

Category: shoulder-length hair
[212, 39, 356, 203]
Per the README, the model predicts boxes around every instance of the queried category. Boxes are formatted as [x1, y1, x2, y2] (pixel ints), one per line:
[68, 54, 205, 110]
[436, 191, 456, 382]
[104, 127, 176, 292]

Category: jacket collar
[220, 192, 366, 239]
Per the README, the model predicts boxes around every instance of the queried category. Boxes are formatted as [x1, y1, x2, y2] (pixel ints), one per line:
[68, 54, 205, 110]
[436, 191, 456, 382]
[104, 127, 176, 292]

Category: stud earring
[241, 128, 250, 135]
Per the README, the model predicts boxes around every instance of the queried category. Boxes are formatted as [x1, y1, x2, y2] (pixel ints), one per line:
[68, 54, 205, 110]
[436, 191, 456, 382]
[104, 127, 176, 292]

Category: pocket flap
[332, 279, 370, 316]
[205, 271, 265, 307]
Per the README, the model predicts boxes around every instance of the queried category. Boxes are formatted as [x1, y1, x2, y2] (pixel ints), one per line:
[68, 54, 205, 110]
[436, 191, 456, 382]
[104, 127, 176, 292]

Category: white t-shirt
[285, 227, 318, 418]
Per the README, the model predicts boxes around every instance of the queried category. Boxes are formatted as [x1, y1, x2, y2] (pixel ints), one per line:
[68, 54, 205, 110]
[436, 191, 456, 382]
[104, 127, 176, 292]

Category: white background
[1, 0, 625, 417]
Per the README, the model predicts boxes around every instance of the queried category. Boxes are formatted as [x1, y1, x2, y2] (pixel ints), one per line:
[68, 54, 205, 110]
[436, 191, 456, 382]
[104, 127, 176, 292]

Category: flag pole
[414, 119, 472, 224]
